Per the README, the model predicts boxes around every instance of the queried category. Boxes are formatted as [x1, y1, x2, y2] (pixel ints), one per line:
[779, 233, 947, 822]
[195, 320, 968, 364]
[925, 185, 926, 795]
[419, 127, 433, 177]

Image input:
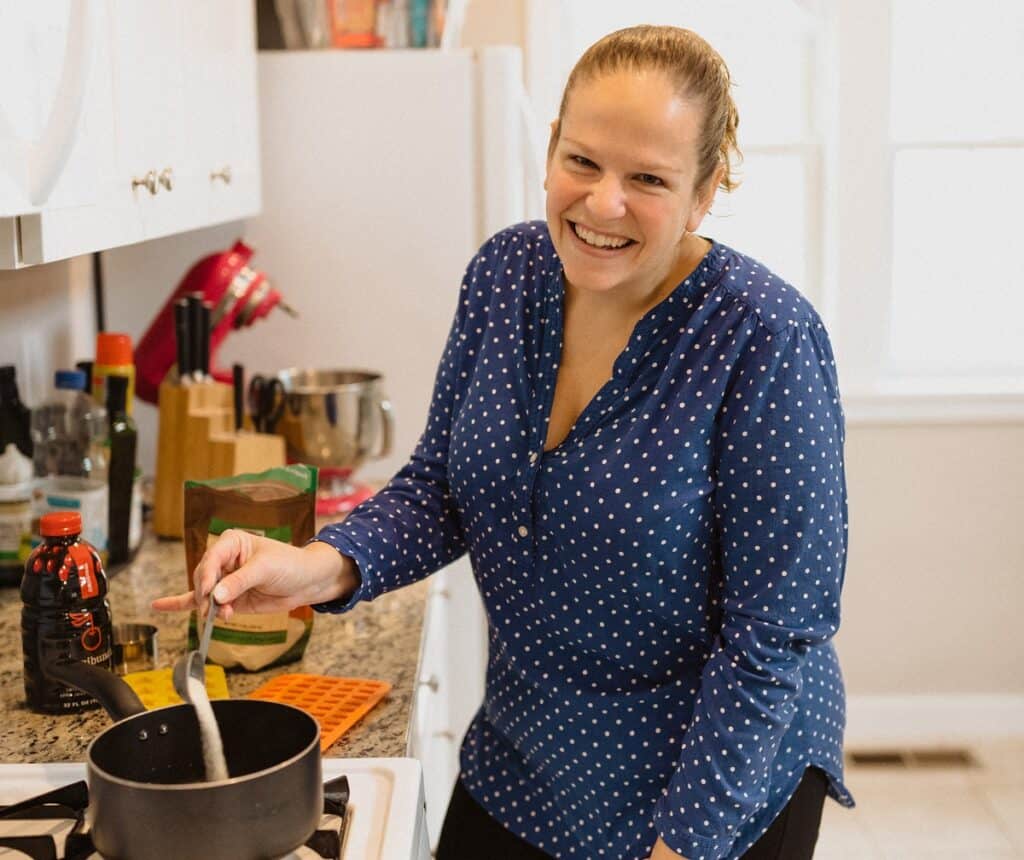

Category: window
[887, 0, 1024, 382]
[523, 0, 1024, 421]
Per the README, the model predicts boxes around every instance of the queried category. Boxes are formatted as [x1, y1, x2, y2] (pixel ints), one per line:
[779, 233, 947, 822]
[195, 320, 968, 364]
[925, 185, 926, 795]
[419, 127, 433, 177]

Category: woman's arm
[152, 531, 359, 621]
[652, 316, 848, 860]
[311, 231, 514, 612]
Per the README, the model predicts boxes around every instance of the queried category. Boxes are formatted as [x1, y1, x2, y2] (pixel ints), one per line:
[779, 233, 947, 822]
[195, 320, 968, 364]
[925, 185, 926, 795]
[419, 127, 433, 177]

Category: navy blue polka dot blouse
[315, 221, 855, 859]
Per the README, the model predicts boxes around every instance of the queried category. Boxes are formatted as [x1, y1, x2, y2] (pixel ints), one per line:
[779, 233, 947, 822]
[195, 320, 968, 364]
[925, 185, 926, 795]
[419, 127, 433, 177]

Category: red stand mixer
[134, 240, 295, 404]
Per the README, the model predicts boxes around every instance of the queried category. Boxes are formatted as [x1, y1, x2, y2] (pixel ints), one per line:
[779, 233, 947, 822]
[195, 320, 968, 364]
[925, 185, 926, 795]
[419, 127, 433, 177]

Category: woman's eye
[570, 155, 596, 168]
[636, 174, 664, 187]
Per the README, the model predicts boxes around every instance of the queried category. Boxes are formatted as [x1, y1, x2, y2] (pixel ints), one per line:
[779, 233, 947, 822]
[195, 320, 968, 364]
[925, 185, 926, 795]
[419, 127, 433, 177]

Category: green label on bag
[208, 518, 292, 544]
[212, 627, 288, 646]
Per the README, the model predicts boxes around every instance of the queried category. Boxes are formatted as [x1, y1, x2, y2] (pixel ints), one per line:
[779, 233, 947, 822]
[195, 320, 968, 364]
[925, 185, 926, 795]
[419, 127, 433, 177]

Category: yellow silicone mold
[122, 665, 229, 709]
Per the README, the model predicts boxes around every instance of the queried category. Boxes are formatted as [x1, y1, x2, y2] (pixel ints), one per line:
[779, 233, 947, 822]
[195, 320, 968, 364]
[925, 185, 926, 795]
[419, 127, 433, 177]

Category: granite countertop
[0, 528, 429, 764]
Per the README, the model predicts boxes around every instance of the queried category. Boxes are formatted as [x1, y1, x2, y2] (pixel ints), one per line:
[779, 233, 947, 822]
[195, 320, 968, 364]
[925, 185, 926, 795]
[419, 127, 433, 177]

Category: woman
[156, 25, 854, 860]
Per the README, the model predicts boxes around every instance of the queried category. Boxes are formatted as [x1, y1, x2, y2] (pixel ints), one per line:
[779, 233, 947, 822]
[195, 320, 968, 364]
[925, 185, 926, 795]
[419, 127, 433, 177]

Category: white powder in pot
[186, 673, 229, 782]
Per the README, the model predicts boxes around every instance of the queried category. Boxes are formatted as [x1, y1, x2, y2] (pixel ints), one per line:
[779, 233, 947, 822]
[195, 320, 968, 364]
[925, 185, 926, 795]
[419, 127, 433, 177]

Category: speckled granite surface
[0, 529, 428, 763]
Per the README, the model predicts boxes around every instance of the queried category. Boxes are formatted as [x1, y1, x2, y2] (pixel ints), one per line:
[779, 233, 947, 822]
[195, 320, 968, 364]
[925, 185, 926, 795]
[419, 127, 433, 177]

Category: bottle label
[67, 543, 99, 599]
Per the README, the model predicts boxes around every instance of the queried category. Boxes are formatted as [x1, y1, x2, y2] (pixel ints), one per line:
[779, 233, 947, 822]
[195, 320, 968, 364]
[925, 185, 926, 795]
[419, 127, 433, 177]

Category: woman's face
[545, 68, 719, 301]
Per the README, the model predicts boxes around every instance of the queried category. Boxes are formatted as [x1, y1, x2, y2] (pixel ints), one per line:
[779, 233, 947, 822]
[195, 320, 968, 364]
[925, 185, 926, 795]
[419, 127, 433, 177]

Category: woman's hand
[648, 836, 689, 860]
[151, 530, 358, 621]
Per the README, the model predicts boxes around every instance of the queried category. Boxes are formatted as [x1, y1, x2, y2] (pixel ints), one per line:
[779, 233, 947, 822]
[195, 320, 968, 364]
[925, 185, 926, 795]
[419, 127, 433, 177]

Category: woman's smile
[567, 219, 637, 253]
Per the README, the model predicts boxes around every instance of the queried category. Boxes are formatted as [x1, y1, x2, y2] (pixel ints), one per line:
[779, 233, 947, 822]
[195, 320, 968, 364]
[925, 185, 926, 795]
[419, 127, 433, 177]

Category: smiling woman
[157, 24, 853, 860]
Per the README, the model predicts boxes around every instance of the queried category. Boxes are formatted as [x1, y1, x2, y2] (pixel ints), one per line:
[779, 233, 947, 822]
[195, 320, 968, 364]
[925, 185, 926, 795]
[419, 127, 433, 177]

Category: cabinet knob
[210, 165, 232, 184]
[417, 675, 440, 693]
[158, 167, 174, 191]
[131, 170, 158, 195]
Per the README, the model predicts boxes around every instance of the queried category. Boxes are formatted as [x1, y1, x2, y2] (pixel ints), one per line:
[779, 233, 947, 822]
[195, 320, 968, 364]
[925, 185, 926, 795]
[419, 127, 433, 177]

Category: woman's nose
[587, 175, 627, 220]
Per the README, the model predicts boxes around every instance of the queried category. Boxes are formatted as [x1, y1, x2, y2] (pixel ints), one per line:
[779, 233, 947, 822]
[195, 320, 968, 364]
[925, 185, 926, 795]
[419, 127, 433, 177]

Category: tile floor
[816, 738, 1024, 859]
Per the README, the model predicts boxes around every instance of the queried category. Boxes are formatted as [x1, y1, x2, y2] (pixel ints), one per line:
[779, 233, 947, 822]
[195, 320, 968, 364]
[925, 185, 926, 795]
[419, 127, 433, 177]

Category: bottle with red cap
[21, 511, 113, 713]
[92, 332, 135, 418]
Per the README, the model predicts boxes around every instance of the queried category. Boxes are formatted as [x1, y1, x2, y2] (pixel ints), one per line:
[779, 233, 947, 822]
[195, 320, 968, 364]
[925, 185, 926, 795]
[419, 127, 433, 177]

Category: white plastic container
[33, 475, 109, 560]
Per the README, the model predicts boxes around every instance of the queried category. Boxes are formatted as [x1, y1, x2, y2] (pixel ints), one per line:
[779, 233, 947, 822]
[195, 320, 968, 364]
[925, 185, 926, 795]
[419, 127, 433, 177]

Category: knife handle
[187, 293, 204, 382]
[232, 364, 244, 432]
[199, 301, 212, 379]
[174, 299, 191, 383]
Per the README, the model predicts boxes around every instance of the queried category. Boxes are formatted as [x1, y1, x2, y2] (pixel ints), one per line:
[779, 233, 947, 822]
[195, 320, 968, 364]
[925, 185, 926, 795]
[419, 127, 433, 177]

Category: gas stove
[0, 758, 429, 860]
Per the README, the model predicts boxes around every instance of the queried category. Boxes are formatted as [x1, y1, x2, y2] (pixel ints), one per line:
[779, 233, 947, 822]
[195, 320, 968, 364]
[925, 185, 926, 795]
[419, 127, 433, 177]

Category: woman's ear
[544, 119, 560, 191]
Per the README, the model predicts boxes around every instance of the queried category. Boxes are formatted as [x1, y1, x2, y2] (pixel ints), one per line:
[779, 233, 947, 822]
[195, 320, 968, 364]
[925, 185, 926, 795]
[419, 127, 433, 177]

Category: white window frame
[523, 0, 1024, 424]
[823, 0, 1024, 423]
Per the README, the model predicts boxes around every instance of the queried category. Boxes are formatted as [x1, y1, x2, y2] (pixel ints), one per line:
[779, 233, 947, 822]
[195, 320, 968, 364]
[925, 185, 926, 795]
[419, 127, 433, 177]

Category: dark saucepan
[43, 641, 322, 860]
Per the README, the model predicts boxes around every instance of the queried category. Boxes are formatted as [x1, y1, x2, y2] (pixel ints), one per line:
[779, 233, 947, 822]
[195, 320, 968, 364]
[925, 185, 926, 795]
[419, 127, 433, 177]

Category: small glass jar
[0, 480, 32, 586]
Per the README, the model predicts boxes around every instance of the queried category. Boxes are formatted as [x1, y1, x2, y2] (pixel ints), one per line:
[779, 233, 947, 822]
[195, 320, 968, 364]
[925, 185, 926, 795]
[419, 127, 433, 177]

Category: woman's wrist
[302, 541, 361, 605]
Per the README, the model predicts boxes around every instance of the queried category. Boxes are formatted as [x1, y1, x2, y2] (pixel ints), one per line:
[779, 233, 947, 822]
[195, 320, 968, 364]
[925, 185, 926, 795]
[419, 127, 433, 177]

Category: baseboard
[845, 694, 1024, 746]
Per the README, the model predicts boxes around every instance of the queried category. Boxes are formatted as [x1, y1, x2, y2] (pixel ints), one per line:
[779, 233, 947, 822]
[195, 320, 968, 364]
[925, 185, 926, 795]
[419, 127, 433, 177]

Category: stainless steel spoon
[172, 596, 218, 701]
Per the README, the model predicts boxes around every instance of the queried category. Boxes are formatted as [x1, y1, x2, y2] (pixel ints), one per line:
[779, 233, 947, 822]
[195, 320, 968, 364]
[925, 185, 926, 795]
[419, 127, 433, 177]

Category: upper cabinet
[0, 0, 261, 269]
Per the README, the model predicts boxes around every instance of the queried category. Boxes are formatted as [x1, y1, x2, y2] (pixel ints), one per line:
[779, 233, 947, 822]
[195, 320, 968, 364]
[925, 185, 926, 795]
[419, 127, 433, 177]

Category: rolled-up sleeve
[653, 317, 849, 859]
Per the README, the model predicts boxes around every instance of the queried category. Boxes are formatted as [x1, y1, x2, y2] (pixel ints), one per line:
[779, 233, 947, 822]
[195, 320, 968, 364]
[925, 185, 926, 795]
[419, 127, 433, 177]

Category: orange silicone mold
[246, 673, 391, 752]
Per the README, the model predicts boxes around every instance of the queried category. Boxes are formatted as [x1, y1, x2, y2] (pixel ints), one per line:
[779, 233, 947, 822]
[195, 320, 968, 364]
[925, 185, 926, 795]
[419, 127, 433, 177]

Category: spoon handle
[198, 596, 218, 662]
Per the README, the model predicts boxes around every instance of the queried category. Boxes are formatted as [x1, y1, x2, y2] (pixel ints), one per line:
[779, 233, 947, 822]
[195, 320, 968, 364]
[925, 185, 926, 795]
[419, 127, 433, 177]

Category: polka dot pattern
[315, 222, 855, 859]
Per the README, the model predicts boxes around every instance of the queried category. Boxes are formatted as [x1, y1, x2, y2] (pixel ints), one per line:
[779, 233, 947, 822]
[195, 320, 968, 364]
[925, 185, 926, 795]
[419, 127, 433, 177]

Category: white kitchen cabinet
[0, 0, 260, 269]
[407, 555, 487, 852]
[185, 0, 262, 226]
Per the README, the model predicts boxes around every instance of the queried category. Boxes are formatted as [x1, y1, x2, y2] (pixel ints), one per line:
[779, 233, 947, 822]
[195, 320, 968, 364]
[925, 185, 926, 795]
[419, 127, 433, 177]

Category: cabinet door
[109, 0, 198, 240]
[0, 1, 115, 217]
[184, 0, 261, 226]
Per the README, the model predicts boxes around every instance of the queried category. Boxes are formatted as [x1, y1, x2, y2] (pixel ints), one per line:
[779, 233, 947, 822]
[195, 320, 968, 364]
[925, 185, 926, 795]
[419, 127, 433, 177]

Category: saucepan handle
[40, 637, 147, 721]
[374, 397, 394, 459]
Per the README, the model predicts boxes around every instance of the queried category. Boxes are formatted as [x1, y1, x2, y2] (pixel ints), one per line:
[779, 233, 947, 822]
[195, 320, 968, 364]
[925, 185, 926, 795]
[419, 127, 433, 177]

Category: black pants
[436, 767, 829, 860]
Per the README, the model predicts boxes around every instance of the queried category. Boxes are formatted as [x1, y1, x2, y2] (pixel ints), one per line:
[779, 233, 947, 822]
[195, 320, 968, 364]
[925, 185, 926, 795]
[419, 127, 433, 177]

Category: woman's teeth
[572, 222, 632, 249]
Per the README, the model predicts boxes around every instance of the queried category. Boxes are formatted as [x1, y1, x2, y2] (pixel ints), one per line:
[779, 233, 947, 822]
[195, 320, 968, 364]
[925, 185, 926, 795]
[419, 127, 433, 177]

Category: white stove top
[0, 758, 429, 860]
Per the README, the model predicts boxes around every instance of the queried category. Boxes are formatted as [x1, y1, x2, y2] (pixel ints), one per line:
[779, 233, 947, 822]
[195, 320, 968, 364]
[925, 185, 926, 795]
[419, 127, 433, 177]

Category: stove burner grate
[0, 778, 349, 859]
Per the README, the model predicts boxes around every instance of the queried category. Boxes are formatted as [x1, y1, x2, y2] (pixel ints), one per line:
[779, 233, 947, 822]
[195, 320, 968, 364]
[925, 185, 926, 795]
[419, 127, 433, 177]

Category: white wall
[0, 256, 95, 407]
[840, 423, 1024, 695]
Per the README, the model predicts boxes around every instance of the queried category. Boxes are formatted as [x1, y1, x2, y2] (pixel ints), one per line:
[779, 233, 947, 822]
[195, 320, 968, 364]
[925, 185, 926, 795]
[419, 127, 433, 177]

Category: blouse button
[517, 525, 529, 538]
[529, 451, 539, 465]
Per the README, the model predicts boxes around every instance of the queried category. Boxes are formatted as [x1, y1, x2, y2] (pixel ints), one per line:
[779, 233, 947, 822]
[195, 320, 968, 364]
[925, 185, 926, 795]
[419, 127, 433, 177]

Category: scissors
[247, 374, 286, 433]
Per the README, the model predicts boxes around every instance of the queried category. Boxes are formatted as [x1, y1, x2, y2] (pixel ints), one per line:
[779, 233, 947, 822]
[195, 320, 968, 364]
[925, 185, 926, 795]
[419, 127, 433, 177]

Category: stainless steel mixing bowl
[275, 368, 393, 475]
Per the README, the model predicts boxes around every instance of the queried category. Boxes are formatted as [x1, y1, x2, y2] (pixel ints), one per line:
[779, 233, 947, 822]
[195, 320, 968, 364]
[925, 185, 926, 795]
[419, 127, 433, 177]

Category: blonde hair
[553, 25, 742, 196]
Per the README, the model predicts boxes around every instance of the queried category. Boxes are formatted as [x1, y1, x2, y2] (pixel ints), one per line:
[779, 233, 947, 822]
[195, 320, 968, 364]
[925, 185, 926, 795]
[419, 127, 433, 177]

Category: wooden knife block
[153, 379, 286, 538]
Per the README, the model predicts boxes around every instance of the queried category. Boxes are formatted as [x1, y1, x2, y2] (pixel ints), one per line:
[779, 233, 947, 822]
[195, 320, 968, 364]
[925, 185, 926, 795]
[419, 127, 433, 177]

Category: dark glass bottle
[21, 511, 113, 714]
[105, 375, 137, 566]
[0, 365, 32, 460]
